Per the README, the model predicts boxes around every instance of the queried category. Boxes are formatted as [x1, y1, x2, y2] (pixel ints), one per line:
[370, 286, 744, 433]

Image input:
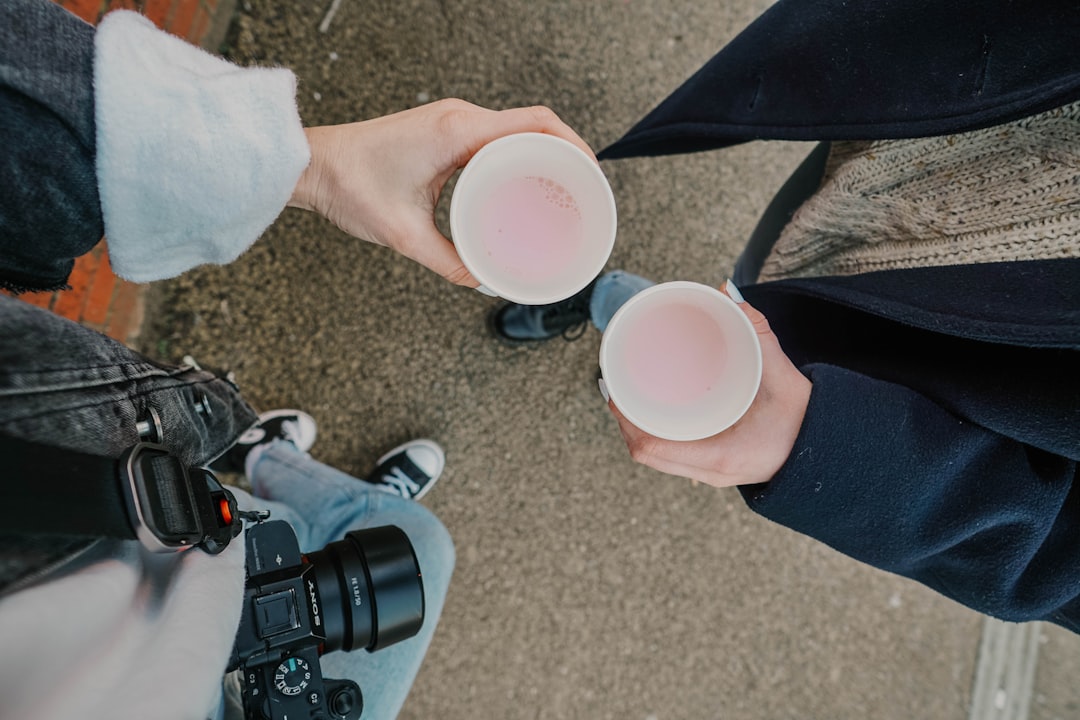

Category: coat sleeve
[0, 0, 102, 292]
[0, 1, 310, 291]
[739, 362, 1080, 631]
[93, 11, 310, 282]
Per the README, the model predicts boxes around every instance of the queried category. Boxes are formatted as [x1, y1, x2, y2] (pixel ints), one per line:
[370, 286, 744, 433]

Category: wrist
[288, 127, 327, 213]
[745, 369, 812, 486]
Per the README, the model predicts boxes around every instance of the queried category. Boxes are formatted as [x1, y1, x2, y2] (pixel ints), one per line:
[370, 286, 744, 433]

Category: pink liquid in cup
[478, 176, 583, 281]
[622, 303, 729, 407]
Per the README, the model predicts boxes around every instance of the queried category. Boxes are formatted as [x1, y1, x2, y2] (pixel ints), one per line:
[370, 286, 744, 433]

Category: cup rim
[598, 281, 763, 441]
[449, 132, 618, 305]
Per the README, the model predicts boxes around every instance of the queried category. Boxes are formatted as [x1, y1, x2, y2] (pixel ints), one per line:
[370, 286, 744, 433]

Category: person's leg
[587, 270, 654, 332]
[489, 269, 655, 343]
[230, 440, 454, 720]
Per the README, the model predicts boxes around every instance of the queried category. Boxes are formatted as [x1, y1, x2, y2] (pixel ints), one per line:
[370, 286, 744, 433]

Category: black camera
[229, 519, 425, 720]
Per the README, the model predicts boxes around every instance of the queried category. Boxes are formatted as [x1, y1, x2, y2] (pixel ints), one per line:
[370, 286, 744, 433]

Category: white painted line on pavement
[968, 618, 1041, 720]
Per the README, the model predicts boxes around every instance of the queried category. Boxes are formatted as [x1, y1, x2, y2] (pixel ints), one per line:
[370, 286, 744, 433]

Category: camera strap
[0, 433, 250, 554]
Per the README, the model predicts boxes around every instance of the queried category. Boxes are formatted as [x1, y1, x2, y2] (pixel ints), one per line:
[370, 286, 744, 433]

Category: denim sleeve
[739, 363, 1080, 631]
[0, 0, 104, 292]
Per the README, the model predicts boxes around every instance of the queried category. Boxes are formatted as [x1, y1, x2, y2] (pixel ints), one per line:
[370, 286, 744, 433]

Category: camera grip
[323, 678, 363, 720]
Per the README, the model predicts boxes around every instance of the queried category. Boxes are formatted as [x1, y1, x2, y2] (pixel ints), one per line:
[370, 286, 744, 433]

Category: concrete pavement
[138, 1, 1080, 718]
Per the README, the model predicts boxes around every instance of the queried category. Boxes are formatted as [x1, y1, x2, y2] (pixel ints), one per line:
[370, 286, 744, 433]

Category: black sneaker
[366, 439, 446, 500]
[488, 280, 596, 345]
[210, 409, 318, 474]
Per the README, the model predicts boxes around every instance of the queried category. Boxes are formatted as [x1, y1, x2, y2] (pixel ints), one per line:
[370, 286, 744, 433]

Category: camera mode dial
[273, 656, 312, 697]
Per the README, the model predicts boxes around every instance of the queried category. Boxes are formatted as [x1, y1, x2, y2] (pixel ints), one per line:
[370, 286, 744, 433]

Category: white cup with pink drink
[449, 132, 617, 305]
[599, 281, 763, 441]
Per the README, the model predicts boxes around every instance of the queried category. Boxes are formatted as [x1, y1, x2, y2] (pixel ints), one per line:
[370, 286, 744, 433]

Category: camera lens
[305, 525, 425, 653]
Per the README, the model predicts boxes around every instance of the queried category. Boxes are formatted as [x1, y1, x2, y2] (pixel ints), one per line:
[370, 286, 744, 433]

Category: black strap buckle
[119, 443, 243, 554]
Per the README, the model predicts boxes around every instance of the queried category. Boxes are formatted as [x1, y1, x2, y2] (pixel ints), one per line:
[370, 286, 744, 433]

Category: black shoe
[366, 439, 445, 500]
[488, 280, 596, 345]
[210, 409, 318, 474]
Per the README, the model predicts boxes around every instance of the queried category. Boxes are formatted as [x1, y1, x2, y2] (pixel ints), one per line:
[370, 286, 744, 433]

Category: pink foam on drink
[478, 176, 583, 281]
[623, 303, 728, 407]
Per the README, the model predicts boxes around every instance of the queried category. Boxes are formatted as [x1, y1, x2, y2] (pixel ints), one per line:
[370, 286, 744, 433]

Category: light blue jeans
[218, 441, 455, 720]
[589, 270, 655, 332]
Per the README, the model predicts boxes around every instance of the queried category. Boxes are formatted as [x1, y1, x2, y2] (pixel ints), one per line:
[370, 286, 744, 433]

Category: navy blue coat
[600, 0, 1080, 159]
[743, 263, 1080, 631]
[600, 1, 1080, 630]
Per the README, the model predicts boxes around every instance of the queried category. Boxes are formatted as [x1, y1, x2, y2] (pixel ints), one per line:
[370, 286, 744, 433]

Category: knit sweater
[759, 101, 1080, 280]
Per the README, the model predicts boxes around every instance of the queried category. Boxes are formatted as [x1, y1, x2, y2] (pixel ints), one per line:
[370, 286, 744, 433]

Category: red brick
[12, 290, 55, 311]
[104, 0, 141, 12]
[167, 0, 198, 37]
[61, 0, 104, 23]
[143, 0, 173, 26]
[82, 249, 118, 325]
[51, 252, 97, 321]
[188, 6, 210, 43]
[105, 280, 145, 343]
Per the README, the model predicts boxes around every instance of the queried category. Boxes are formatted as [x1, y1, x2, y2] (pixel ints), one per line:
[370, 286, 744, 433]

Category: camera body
[230, 519, 424, 720]
[237, 646, 361, 720]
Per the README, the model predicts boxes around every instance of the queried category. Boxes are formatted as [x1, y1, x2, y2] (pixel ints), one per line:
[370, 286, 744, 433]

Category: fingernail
[598, 377, 610, 403]
[725, 279, 745, 304]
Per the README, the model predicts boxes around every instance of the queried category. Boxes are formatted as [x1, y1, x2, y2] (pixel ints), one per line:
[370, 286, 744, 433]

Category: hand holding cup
[289, 100, 598, 288]
[604, 282, 812, 488]
[450, 131, 617, 304]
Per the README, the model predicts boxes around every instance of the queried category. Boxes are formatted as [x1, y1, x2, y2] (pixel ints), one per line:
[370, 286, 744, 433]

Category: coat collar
[600, 0, 1080, 160]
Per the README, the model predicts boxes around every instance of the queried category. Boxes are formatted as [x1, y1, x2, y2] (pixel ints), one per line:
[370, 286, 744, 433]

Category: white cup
[449, 132, 617, 305]
[599, 281, 763, 441]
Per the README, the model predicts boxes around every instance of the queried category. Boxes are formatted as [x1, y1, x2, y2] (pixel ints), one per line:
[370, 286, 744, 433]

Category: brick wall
[60, 0, 232, 44]
[9, 0, 237, 344]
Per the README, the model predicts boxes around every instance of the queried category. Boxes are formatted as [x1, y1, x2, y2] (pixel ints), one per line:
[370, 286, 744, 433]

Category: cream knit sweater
[758, 101, 1080, 282]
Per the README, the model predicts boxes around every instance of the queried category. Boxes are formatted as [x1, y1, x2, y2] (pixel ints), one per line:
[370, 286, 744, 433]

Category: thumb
[400, 219, 480, 288]
[722, 279, 788, 366]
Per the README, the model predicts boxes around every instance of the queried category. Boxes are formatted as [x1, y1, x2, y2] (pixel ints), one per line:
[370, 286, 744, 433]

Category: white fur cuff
[94, 11, 310, 282]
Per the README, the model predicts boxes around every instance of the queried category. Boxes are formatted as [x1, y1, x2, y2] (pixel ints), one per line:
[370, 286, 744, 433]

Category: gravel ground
[138, 2, 1079, 719]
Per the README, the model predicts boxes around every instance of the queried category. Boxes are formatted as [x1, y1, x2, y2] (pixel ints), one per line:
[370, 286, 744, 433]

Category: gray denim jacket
[0, 296, 257, 592]
[0, 0, 256, 590]
[0, 0, 105, 292]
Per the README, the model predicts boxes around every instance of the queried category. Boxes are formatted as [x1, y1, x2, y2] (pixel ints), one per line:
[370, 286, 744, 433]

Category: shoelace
[381, 466, 421, 497]
[543, 289, 592, 341]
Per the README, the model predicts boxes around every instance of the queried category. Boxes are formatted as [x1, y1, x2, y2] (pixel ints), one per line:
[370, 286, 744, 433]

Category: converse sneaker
[367, 439, 446, 500]
[211, 409, 318, 474]
[488, 280, 596, 345]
